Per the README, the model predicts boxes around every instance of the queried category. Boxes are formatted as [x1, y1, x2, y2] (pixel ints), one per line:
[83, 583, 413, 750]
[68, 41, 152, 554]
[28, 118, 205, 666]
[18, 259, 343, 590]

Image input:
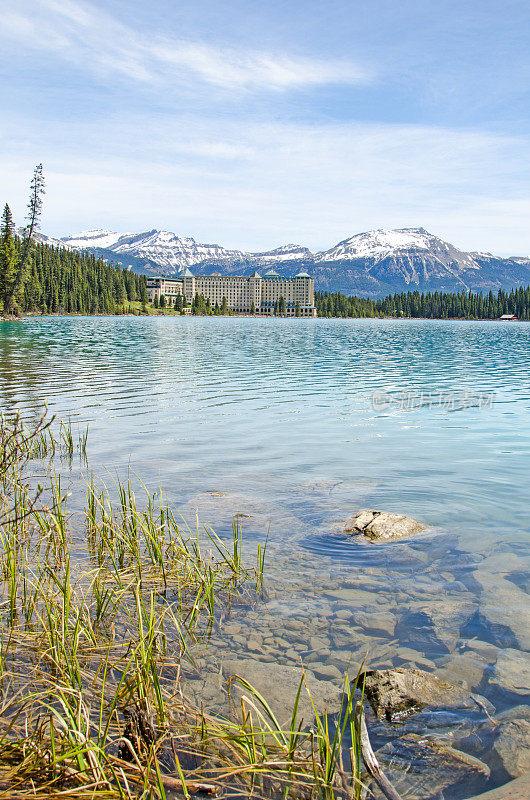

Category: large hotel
[146, 269, 317, 317]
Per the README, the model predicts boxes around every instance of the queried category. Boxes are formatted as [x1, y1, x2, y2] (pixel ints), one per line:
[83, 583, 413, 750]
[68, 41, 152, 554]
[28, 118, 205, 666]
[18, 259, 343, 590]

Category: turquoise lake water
[2, 315, 529, 548]
[1, 315, 529, 792]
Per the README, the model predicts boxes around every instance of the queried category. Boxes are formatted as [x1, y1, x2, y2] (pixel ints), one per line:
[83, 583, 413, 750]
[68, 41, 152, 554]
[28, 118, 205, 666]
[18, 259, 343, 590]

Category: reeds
[0, 413, 365, 799]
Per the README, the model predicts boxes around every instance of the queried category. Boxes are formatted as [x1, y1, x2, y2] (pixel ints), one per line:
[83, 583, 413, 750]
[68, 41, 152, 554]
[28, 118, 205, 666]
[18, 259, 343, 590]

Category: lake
[2, 315, 529, 795]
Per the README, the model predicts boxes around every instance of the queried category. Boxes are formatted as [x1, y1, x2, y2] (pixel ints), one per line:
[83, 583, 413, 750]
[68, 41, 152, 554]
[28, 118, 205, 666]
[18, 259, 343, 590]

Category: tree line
[1, 213, 148, 316]
[316, 287, 530, 320]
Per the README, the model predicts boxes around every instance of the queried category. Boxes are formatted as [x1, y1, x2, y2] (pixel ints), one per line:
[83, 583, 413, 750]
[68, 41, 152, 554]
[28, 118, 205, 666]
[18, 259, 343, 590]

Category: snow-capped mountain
[61, 229, 246, 271]
[61, 230, 126, 250]
[316, 227, 480, 269]
[16, 227, 74, 251]
[250, 244, 314, 264]
[60, 226, 530, 296]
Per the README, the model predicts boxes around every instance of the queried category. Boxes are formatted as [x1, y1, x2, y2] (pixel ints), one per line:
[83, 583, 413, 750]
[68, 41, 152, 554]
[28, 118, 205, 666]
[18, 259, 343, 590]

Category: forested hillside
[21, 240, 147, 314]
[2, 234, 147, 315]
[316, 287, 530, 320]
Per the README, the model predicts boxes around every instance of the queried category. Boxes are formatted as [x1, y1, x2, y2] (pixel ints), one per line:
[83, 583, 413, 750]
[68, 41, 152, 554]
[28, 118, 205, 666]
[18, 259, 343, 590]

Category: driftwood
[354, 702, 403, 800]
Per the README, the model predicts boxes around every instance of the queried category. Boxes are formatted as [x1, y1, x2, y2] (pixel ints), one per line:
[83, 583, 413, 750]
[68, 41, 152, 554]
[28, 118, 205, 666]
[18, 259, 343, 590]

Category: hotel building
[146, 269, 317, 317]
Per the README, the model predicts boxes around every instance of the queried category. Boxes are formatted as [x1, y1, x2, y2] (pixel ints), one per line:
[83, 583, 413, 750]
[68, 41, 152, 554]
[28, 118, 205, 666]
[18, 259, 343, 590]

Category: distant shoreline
[3, 312, 528, 323]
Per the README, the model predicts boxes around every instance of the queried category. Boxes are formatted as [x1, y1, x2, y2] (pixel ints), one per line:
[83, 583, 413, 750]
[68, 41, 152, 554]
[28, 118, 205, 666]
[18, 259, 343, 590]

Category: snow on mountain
[249, 244, 314, 264]
[61, 230, 125, 250]
[62, 228, 245, 271]
[58, 225, 530, 296]
[316, 227, 481, 273]
[112, 230, 246, 270]
[16, 227, 74, 250]
[317, 228, 431, 261]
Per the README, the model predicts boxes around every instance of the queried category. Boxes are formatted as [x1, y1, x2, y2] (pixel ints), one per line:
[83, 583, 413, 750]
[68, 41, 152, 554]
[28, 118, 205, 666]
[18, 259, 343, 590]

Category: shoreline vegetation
[0, 410, 370, 799]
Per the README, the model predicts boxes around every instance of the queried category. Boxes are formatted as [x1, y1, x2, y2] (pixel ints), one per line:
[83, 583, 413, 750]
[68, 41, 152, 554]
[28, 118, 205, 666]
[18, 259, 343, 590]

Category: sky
[1, 0, 530, 254]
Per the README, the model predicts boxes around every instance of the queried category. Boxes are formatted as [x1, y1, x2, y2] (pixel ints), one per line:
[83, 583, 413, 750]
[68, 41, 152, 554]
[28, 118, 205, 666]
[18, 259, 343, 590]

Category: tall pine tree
[0, 205, 17, 315]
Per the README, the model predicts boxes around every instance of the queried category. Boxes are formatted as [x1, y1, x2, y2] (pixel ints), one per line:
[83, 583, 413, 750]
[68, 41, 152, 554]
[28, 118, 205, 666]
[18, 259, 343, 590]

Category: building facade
[146, 269, 316, 316]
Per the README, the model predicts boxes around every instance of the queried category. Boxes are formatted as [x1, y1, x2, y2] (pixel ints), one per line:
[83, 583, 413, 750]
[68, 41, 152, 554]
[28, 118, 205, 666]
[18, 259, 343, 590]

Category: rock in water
[373, 734, 490, 800]
[361, 667, 471, 720]
[220, 658, 341, 728]
[490, 649, 530, 696]
[343, 509, 425, 541]
[493, 716, 530, 778]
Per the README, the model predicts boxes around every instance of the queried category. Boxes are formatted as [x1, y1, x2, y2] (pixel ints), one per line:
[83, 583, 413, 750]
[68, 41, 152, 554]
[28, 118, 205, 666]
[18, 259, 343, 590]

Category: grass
[0, 412, 365, 799]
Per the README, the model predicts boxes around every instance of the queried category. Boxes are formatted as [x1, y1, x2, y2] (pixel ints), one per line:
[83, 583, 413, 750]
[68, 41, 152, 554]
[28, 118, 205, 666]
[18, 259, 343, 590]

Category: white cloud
[0, 0, 370, 91]
[2, 113, 529, 256]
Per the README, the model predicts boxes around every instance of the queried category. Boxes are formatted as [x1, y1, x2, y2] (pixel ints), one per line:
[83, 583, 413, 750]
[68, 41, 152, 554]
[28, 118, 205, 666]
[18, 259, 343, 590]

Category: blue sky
[1, 0, 530, 254]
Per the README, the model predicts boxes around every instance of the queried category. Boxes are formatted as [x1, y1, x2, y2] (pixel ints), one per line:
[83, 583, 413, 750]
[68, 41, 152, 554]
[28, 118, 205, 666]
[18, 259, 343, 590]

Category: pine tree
[4, 165, 45, 314]
[0, 205, 17, 314]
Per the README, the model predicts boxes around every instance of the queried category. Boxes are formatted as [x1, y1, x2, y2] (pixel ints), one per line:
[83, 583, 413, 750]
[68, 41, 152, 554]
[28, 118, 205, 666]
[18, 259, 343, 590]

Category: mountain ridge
[59, 226, 530, 297]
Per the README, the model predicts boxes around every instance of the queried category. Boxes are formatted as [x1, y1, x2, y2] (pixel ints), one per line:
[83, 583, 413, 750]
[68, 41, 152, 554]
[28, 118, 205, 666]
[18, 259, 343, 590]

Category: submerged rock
[361, 667, 471, 721]
[343, 509, 425, 542]
[472, 562, 530, 651]
[493, 713, 530, 778]
[394, 609, 450, 654]
[469, 773, 530, 799]
[373, 734, 490, 800]
[490, 649, 530, 696]
[220, 658, 341, 727]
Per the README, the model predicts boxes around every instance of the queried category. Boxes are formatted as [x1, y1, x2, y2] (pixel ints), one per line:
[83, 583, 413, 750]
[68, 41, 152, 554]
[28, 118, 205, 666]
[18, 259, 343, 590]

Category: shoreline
[0, 412, 528, 798]
[3, 311, 529, 322]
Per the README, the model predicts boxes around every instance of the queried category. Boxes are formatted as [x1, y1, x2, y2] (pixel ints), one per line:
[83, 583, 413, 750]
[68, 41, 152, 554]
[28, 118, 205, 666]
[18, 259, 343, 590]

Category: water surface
[2, 316, 529, 794]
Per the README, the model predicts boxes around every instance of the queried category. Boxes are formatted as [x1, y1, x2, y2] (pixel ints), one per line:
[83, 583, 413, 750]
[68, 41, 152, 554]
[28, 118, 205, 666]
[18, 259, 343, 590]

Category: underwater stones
[325, 586, 386, 605]
[361, 667, 471, 721]
[220, 658, 341, 727]
[490, 649, 530, 696]
[394, 609, 450, 655]
[469, 772, 530, 800]
[309, 663, 342, 682]
[343, 509, 426, 542]
[464, 638, 501, 663]
[473, 568, 530, 651]
[493, 715, 530, 778]
[309, 635, 330, 651]
[372, 734, 490, 800]
[435, 653, 487, 691]
[354, 610, 396, 636]
[395, 648, 436, 671]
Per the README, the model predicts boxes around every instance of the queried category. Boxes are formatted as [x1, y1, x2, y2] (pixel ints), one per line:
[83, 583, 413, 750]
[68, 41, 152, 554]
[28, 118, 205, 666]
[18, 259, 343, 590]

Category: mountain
[61, 229, 246, 272]
[60, 226, 530, 297]
[308, 227, 530, 295]
[16, 228, 74, 251]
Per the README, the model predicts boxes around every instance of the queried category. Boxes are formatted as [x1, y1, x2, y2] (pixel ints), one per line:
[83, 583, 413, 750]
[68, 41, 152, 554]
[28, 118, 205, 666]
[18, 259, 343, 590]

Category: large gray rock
[220, 658, 341, 728]
[435, 653, 488, 691]
[490, 649, 530, 696]
[472, 560, 530, 652]
[493, 716, 530, 778]
[361, 667, 471, 721]
[373, 734, 490, 800]
[343, 509, 425, 542]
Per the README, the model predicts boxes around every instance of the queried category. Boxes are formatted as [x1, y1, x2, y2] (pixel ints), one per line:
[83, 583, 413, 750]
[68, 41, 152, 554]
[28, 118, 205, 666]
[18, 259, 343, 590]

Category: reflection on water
[2, 315, 530, 795]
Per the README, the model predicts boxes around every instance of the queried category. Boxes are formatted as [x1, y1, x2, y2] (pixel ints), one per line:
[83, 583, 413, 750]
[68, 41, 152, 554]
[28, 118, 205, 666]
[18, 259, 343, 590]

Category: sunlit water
[2, 316, 529, 794]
